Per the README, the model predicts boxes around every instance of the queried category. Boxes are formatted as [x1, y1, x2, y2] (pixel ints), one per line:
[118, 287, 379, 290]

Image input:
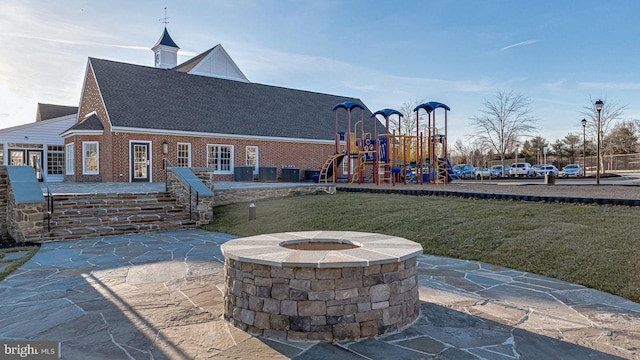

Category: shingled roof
[36, 103, 77, 121]
[64, 112, 104, 133]
[89, 58, 379, 141]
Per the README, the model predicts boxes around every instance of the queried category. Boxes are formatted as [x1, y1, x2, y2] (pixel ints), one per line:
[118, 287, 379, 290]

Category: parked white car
[562, 164, 583, 177]
[473, 167, 491, 179]
[490, 164, 510, 177]
[537, 164, 559, 177]
[510, 162, 535, 177]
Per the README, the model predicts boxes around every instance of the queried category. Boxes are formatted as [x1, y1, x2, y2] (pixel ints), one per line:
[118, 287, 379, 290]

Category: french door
[131, 142, 150, 182]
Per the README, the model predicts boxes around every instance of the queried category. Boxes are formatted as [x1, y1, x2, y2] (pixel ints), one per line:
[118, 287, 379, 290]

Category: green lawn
[205, 192, 640, 303]
[0, 246, 39, 281]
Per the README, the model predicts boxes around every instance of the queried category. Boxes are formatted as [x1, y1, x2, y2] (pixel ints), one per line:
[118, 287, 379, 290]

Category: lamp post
[581, 118, 587, 176]
[594, 99, 604, 185]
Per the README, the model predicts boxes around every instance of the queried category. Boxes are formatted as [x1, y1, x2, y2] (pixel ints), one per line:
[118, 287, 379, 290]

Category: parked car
[562, 164, 583, 177]
[536, 164, 558, 177]
[532, 164, 542, 175]
[510, 162, 535, 177]
[490, 164, 510, 177]
[452, 164, 474, 179]
[473, 167, 491, 179]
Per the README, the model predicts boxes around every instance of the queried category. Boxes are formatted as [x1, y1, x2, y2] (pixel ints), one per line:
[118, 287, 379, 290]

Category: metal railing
[163, 158, 199, 221]
[33, 156, 53, 232]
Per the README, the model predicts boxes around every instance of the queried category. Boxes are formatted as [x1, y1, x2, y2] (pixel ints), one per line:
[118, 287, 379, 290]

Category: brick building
[61, 28, 378, 182]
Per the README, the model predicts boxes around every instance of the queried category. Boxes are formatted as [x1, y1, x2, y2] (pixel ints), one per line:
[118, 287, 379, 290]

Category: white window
[207, 144, 233, 174]
[177, 143, 191, 167]
[246, 146, 259, 174]
[82, 142, 99, 174]
[47, 145, 64, 175]
[65, 143, 74, 175]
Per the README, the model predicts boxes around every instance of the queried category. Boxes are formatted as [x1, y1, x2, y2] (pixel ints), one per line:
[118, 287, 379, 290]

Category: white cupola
[152, 28, 180, 69]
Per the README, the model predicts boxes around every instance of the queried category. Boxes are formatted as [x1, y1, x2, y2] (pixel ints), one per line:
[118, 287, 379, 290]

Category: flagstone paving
[0, 229, 637, 359]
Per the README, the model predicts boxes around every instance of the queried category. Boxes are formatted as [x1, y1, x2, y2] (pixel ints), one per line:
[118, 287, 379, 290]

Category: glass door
[131, 143, 150, 182]
[27, 150, 44, 180]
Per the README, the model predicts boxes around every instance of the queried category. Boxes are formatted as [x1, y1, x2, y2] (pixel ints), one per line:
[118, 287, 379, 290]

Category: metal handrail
[163, 158, 199, 221]
[34, 156, 53, 232]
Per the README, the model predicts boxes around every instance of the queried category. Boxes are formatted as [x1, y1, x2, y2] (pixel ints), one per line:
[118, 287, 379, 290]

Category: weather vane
[159, 7, 170, 26]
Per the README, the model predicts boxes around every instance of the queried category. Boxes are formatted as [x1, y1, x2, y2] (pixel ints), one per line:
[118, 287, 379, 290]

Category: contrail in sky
[500, 39, 541, 51]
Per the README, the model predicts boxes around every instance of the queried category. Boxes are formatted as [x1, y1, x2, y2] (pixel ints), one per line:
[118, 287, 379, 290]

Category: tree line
[459, 91, 637, 172]
[388, 92, 639, 173]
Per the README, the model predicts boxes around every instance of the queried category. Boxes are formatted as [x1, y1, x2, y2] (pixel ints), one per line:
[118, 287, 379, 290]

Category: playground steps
[35, 191, 197, 242]
[351, 150, 370, 183]
[379, 164, 393, 184]
[319, 153, 346, 183]
[437, 157, 458, 183]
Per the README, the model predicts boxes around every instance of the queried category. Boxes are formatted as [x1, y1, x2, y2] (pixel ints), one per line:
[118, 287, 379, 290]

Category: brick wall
[66, 60, 339, 183]
[72, 130, 335, 182]
[65, 62, 113, 182]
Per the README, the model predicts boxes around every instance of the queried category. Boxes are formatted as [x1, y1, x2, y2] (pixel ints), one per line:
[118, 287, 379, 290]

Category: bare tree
[469, 90, 539, 171]
[388, 99, 426, 136]
[451, 138, 471, 164]
[579, 97, 626, 175]
[387, 99, 427, 162]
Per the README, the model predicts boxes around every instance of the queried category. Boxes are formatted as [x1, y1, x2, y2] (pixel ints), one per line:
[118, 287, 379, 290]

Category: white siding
[0, 114, 76, 181]
[188, 45, 249, 82]
[0, 115, 75, 145]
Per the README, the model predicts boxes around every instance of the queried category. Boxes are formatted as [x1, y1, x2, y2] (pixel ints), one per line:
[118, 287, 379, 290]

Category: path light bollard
[249, 200, 256, 220]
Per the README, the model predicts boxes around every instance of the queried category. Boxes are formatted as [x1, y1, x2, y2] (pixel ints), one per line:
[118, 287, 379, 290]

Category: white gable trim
[61, 130, 104, 138]
[187, 45, 249, 82]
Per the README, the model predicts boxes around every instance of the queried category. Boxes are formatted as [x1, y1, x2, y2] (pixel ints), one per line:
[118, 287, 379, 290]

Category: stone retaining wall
[223, 256, 419, 342]
[6, 184, 45, 243]
[166, 170, 213, 226]
[0, 167, 7, 240]
[214, 185, 333, 206]
[192, 167, 215, 191]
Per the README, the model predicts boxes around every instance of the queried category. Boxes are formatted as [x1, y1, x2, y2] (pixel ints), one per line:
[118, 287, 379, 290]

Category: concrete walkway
[0, 229, 638, 359]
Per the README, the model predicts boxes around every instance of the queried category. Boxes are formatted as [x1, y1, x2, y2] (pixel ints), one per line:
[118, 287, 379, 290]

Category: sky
[2, 0, 640, 145]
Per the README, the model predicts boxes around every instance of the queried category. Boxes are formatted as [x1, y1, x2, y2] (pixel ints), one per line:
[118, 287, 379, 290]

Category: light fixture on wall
[162, 141, 169, 155]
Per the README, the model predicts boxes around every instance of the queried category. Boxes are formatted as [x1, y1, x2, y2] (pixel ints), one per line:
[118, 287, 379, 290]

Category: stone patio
[0, 229, 638, 359]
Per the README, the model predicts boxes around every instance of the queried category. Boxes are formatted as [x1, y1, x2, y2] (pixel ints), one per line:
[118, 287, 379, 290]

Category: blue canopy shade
[413, 101, 451, 113]
[332, 101, 365, 111]
[371, 108, 403, 118]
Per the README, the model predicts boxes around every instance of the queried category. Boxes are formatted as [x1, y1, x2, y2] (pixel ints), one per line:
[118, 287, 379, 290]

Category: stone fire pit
[221, 231, 423, 342]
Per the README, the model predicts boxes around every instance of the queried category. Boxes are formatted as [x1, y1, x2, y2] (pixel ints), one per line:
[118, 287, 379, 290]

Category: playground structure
[318, 101, 453, 185]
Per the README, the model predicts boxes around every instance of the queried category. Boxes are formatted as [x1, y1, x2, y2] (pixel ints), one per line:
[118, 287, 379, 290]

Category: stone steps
[52, 203, 186, 220]
[40, 191, 198, 241]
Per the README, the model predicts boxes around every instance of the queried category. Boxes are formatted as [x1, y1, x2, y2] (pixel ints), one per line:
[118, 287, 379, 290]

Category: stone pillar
[223, 256, 419, 342]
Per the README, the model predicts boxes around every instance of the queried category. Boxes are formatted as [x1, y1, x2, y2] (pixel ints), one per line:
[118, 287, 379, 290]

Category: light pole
[595, 99, 604, 185]
[581, 118, 587, 176]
